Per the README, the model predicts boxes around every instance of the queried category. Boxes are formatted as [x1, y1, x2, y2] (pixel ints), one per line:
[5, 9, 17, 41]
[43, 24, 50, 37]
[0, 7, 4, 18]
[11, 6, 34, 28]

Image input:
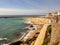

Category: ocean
[0, 18, 28, 42]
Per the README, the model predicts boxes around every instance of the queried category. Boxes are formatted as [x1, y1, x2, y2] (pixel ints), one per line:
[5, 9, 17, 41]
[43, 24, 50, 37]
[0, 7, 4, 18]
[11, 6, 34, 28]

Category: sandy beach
[27, 17, 49, 24]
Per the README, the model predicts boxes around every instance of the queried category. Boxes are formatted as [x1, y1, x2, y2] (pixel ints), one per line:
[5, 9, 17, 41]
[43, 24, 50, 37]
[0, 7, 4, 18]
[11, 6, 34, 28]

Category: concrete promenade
[34, 24, 49, 45]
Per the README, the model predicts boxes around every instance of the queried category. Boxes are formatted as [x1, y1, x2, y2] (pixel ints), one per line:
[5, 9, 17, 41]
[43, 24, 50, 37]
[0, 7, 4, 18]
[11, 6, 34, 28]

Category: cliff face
[49, 23, 60, 45]
[49, 16, 60, 45]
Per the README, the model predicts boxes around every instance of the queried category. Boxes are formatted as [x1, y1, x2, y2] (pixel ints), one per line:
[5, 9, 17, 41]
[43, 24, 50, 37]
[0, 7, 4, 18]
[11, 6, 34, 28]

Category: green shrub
[47, 25, 51, 34]
[42, 25, 52, 45]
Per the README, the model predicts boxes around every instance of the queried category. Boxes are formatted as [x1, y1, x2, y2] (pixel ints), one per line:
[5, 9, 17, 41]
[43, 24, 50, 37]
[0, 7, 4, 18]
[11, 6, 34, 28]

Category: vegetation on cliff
[42, 25, 51, 45]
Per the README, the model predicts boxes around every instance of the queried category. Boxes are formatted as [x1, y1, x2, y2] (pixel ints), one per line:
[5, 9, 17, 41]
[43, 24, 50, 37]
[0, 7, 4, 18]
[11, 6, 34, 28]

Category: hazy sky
[0, 0, 60, 15]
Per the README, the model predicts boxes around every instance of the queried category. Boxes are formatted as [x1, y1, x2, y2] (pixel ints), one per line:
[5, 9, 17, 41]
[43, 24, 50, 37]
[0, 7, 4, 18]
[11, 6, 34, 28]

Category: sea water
[0, 18, 27, 42]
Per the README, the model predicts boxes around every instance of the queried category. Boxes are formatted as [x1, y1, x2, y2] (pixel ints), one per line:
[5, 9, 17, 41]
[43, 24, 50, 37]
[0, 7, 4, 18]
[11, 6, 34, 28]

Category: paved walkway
[34, 24, 49, 45]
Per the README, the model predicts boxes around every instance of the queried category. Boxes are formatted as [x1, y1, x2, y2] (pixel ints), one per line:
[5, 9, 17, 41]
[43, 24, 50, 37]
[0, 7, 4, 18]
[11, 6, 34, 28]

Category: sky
[0, 0, 60, 15]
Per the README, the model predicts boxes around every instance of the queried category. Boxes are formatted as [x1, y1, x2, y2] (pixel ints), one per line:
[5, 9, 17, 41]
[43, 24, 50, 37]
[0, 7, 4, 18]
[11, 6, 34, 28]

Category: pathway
[34, 24, 49, 45]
